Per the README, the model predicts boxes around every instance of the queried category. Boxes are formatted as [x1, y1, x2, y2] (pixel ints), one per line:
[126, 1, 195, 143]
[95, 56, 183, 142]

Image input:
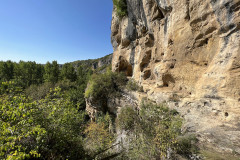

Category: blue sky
[0, 0, 113, 64]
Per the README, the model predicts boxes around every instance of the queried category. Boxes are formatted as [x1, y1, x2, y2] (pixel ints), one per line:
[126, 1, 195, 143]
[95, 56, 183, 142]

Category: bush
[176, 134, 199, 156]
[85, 70, 127, 100]
[66, 85, 86, 110]
[126, 79, 143, 92]
[116, 102, 183, 159]
[26, 80, 77, 101]
[113, 0, 128, 18]
[85, 70, 127, 114]
[84, 112, 117, 159]
[25, 82, 54, 100]
[116, 106, 139, 131]
[36, 87, 87, 159]
[0, 81, 22, 95]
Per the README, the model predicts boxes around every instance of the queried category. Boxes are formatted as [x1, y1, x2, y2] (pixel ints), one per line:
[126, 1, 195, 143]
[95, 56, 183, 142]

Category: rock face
[92, 54, 113, 70]
[86, 90, 142, 120]
[111, 0, 240, 154]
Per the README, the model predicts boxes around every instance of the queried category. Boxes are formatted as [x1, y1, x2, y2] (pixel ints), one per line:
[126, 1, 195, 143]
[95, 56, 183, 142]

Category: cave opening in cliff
[117, 58, 133, 77]
[140, 50, 152, 72]
[152, 4, 165, 21]
[225, 112, 229, 117]
[143, 70, 151, 80]
[162, 74, 175, 87]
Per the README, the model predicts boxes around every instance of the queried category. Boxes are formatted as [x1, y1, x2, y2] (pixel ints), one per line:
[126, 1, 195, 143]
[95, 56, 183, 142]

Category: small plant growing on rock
[176, 134, 199, 156]
[113, 0, 128, 18]
[126, 78, 143, 92]
[169, 93, 180, 102]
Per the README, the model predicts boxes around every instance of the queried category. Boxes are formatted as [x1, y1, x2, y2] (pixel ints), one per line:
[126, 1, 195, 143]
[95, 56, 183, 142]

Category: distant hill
[71, 53, 112, 72]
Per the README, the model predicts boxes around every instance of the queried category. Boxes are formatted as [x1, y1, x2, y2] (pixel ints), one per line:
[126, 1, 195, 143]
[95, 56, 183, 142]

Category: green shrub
[113, 0, 128, 18]
[36, 87, 87, 159]
[126, 79, 143, 92]
[0, 81, 22, 95]
[176, 134, 198, 156]
[66, 85, 86, 110]
[85, 70, 127, 100]
[84, 113, 114, 158]
[116, 102, 184, 159]
[116, 106, 139, 131]
[25, 82, 54, 100]
[26, 80, 76, 101]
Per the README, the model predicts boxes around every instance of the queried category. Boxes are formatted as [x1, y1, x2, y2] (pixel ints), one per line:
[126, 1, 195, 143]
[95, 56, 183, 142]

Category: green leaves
[85, 70, 127, 100]
[116, 102, 183, 159]
[44, 61, 60, 84]
[113, 0, 128, 18]
[0, 83, 88, 159]
[60, 63, 77, 82]
[117, 106, 139, 131]
[126, 78, 143, 92]
[0, 89, 45, 160]
[84, 113, 115, 159]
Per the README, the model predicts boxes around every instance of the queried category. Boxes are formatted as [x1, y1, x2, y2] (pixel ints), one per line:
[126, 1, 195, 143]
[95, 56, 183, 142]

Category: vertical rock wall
[111, 0, 240, 154]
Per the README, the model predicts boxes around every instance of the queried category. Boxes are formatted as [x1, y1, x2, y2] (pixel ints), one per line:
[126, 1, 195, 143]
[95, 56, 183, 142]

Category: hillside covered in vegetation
[0, 53, 202, 159]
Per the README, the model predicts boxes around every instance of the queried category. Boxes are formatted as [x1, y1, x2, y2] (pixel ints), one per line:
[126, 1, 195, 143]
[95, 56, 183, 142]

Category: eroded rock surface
[111, 0, 240, 154]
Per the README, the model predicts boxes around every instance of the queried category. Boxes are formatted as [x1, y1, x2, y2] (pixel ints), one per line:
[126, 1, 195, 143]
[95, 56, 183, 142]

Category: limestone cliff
[111, 0, 240, 154]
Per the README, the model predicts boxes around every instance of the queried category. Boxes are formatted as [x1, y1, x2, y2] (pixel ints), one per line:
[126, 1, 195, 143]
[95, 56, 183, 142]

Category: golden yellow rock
[111, 0, 240, 154]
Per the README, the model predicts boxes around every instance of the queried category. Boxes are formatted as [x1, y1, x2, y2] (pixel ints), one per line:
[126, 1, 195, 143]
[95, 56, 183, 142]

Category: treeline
[0, 60, 95, 111]
[0, 60, 93, 88]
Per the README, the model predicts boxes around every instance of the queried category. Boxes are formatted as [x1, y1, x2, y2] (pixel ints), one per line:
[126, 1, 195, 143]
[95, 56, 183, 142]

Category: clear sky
[0, 0, 113, 64]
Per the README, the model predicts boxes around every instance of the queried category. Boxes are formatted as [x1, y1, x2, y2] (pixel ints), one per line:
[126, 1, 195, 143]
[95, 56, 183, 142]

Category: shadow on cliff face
[162, 73, 175, 87]
[116, 56, 133, 76]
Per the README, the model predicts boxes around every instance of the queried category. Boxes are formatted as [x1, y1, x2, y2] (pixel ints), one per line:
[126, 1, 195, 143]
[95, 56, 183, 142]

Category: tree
[44, 61, 60, 83]
[85, 70, 127, 113]
[85, 70, 127, 100]
[52, 61, 60, 83]
[60, 63, 77, 82]
[14, 61, 44, 87]
[0, 61, 14, 82]
[77, 65, 93, 85]
[34, 63, 44, 84]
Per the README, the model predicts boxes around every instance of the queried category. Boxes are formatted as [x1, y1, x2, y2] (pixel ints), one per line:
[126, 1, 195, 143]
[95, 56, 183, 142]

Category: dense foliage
[0, 60, 94, 111]
[0, 83, 86, 159]
[0, 57, 198, 159]
[116, 102, 197, 159]
[126, 78, 143, 92]
[0, 61, 44, 88]
[60, 63, 77, 82]
[0, 82, 118, 160]
[0, 58, 114, 160]
[85, 69, 127, 112]
[85, 69, 127, 99]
